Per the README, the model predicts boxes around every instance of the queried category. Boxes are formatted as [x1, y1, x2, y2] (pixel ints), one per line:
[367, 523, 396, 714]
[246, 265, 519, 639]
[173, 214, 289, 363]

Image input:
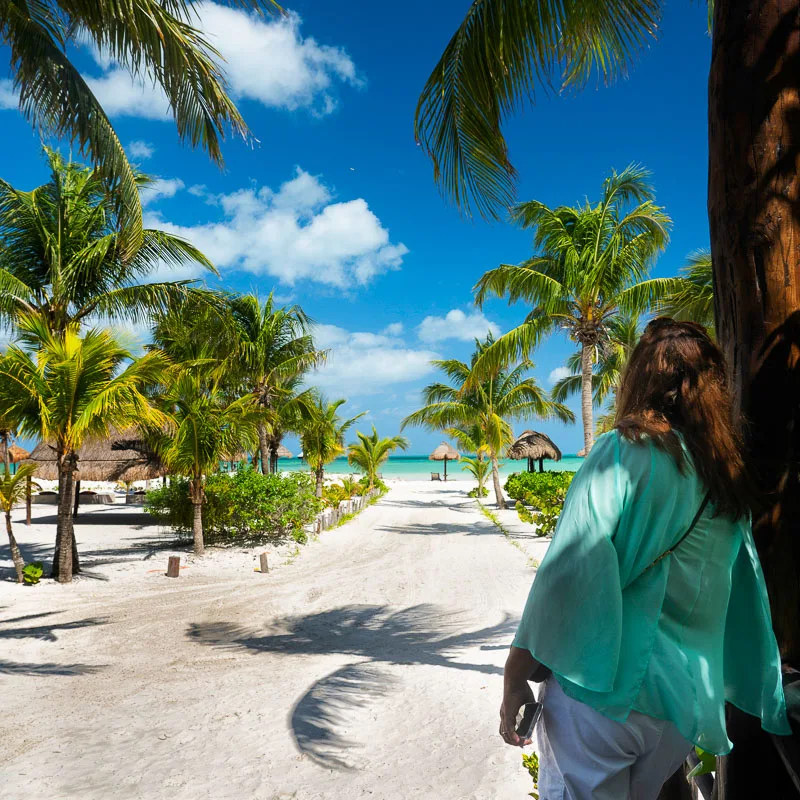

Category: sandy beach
[0, 481, 549, 800]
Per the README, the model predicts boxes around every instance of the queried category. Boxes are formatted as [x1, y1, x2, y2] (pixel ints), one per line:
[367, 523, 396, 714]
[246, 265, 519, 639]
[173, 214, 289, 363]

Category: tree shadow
[188, 604, 516, 771]
[0, 614, 108, 641]
[0, 658, 104, 676]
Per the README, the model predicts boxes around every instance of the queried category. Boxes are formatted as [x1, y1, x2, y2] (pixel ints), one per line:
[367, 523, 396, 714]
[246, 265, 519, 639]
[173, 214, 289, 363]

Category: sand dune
[0, 482, 546, 799]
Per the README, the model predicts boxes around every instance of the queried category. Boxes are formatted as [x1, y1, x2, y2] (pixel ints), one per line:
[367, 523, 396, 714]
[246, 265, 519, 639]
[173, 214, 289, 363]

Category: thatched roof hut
[276, 444, 293, 459]
[23, 428, 165, 482]
[429, 442, 459, 481]
[0, 441, 30, 468]
[507, 430, 562, 473]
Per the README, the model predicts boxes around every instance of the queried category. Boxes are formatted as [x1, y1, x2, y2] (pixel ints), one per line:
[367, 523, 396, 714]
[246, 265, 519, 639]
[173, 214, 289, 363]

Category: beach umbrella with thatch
[507, 430, 562, 473]
[429, 441, 460, 481]
[0, 442, 30, 474]
[577, 448, 587, 458]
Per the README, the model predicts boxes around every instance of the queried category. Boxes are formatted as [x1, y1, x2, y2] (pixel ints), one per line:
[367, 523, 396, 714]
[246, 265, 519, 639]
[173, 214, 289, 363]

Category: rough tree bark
[52, 452, 78, 582]
[491, 453, 505, 509]
[580, 343, 595, 456]
[315, 467, 324, 498]
[189, 478, 205, 556]
[709, 0, 800, 795]
[5, 511, 24, 583]
[257, 423, 270, 474]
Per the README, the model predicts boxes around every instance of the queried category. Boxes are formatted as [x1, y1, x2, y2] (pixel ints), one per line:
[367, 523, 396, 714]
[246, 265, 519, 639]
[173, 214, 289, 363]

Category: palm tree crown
[0, 148, 214, 336]
[473, 166, 676, 453]
[403, 336, 573, 508]
[347, 426, 409, 489]
[658, 250, 714, 332]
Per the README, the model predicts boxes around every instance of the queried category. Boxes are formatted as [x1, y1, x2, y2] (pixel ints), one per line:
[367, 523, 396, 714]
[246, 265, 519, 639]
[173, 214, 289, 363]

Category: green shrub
[22, 562, 43, 585]
[522, 751, 540, 799]
[145, 470, 322, 544]
[504, 471, 575, 501]
[468, 486, 489, 498]
[505, 472, 575, 538]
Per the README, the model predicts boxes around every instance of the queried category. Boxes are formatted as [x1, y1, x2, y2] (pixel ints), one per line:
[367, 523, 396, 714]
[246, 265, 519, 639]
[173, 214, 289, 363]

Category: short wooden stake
[166, 556, 181, 578]
[259, 553, 269, 574]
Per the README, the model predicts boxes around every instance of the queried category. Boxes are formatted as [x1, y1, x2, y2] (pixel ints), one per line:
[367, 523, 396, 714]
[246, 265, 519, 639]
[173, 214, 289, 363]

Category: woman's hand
[499, 646, 538, 747]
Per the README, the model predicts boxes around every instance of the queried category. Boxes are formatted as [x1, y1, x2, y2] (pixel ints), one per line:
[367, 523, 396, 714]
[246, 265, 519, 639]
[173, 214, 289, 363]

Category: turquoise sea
[274, 454, 585, 481]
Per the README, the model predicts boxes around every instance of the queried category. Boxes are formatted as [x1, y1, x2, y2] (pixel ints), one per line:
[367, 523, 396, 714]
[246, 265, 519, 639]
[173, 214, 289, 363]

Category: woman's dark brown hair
[615, 317, 750, 519]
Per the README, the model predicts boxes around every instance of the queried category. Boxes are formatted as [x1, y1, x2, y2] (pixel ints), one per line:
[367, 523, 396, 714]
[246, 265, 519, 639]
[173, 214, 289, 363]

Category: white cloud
[416, 309, 500, 344]
[72, 5, 361, 122]
[141, 178, 186, 206]
[0, 80, 17, 109]
[548, 366, 573, 384]
[128, 140, 155, 160]
[147, 167, 407, 287]
[383, 322, 404, 336]
[310, 323, 438, 397]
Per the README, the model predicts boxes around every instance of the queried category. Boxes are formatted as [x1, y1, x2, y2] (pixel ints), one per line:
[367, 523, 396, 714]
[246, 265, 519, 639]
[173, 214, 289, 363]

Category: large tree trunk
[709, 1, 800, 796]
[189, 478, 205, 556]
[52, 458, 77, 582]
[5, 511, 24, 583]
[580, 343, 595, 455]
[315, 467, 324, 498]
[491, 454, 505, 509]
[269, 440, 279, 474]
[257, 423, 270, 474]
[1, 431, 9, 475]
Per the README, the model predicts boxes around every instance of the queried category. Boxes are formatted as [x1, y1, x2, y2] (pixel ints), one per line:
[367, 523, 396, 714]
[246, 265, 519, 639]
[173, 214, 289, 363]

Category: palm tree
[551, 313, 642, 409]
[1, 0, 280, 254]
[0, 315, 167, 581]
[461, 456, 490, 496]
[152, 371, 261, 556]
[658, 250, 714, 331]
[0, 148, 215, 337]
[347, 426, 409, 490]
[402, 338, 574, 509]
[473, 166, 675, 455]
[228, 294, 326, 474]
[300, 396, 365, 498]
[0, 463, 38, 583]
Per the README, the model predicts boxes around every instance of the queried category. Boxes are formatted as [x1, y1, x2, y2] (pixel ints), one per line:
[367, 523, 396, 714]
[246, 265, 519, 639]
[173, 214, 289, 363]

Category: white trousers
[536, 678, 693, 800]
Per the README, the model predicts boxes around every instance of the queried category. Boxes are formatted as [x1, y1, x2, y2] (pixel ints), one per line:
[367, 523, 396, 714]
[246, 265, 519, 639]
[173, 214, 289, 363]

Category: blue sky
[0, 0, 712, 455]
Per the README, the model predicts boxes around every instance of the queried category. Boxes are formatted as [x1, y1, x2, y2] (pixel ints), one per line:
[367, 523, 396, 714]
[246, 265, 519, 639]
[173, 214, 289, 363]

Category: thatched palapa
[429, 442, 459, 481]
[507, 430, 562, 473]
[276, 444, 293, 459]
[24, 428, 165, 482]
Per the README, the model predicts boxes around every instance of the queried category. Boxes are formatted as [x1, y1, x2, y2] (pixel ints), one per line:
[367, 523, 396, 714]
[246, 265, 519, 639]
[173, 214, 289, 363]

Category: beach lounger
[431, 472, 441, 481]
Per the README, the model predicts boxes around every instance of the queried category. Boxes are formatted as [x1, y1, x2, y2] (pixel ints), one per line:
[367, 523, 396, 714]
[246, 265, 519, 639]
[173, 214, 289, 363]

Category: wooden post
[539, 457, 544, 473]
[444, 456, 448, 481]
[73, 479, 80, 518]
[166, 556, 181, 577]
[25, 475, 31, 526]
[259, 553, 269, 574]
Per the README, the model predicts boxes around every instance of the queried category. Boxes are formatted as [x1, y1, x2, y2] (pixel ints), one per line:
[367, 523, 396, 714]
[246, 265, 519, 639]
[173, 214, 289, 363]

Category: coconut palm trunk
[709, 4, 800, 796]
[580, 343, 595, 455]
[1, 431, 9, 475]
[257, 423, 270, 474]
[269, 440, 279, 474]
[490, 454, 505, 509]
[53, 452, 79, 582]
[5, 509, 24, 583]
[315, 467, 324, 498]
[189, 478, 205, 556]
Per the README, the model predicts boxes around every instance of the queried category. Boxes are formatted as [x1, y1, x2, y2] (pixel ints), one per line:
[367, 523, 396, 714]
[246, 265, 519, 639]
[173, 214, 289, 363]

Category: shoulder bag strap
[644, 492, 711, 573]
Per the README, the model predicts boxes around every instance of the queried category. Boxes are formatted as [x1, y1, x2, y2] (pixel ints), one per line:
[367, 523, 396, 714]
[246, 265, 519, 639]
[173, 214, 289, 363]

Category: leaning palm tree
[1, 0, 280, 254]
[403, 337, 574, 508]
[152, 370, 261, 556]
[228, 294, 326, 474]
[300, 396, 365, 498]
[473, 166, 676, 454]
[0, 314, 167, 581]
[347, 426, 409, 490]
[658, 250, 715, 332]
[0, 463, 38, 583]
[0, 148, 215, 337]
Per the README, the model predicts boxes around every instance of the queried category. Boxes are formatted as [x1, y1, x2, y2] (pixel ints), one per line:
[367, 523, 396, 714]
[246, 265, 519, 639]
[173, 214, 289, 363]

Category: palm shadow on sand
[187, 604, 517, 771]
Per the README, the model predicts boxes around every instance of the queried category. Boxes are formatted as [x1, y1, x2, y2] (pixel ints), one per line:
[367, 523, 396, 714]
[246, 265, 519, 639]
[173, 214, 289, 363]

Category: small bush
[506, 472, 575, 538]
[468, 486, 489, 498]
[22, 562, 43, 585]
[145, 470, 322, 544]
[522, 752, 540, 799]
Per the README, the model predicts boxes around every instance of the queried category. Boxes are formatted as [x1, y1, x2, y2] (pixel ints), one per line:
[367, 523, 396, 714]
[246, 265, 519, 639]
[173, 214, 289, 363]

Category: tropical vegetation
[0, 463, 39, 582]
[347, 426, 409, 490]
[0, 148, 214, 337]
[461, 456, 490, 498]
[300, 396, 365, 497]
[402, 336, 573, 509]
[473, 166, 674, 455]
[505, 471, 575, 537]
[0, 315, 167, 581]
[0, 0, 280, 254]
[658, 250, 714, 332]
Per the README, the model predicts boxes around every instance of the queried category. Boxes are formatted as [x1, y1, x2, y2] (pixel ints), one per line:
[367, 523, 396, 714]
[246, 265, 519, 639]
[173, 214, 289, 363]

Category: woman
[500, 318, 789, 799]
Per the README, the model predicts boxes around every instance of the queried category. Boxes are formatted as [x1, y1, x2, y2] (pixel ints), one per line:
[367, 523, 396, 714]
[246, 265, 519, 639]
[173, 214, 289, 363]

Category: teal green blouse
[513, 431, 790, 755]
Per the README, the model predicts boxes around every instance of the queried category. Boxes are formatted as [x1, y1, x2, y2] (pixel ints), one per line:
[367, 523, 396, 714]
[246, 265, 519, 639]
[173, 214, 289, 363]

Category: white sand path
[0, 482, 546, 799]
